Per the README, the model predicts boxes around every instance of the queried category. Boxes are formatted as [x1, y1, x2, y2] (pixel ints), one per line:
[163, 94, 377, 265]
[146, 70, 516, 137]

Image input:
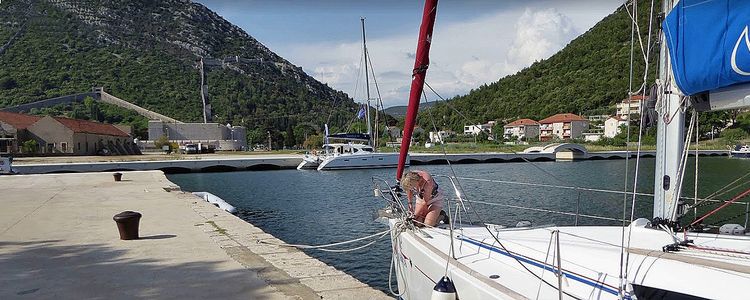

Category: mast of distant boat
[361, 17, 373, 148]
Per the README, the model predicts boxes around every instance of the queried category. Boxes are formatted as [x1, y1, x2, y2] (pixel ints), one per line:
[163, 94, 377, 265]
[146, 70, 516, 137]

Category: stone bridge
[522, 143, 588, 160]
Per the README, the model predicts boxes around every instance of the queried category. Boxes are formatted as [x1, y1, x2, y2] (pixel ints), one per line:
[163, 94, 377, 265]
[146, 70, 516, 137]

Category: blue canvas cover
[664, 0, 750, 95]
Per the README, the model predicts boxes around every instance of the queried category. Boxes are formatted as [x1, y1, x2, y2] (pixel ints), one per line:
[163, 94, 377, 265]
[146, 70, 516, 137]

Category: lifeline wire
[418, 86, 584, 300]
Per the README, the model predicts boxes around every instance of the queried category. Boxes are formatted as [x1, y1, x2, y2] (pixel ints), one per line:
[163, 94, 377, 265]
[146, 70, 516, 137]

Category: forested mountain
[0, 0, 356, 141]
[418, 0, 660, 130]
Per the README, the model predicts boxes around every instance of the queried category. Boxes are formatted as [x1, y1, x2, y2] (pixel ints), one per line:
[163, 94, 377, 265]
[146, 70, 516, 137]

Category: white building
[429, 131, 451, 144]
[503, 119, 540, 141]
[604, 116, 628, 138]
[539, 113, 589, 141]
[616, 95, 647, 118]
[463, 121, 495, 135]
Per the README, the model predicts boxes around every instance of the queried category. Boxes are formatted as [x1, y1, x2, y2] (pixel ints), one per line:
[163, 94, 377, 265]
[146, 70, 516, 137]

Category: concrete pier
[8, 149, 730, 174]
[0, 171, 390, 299]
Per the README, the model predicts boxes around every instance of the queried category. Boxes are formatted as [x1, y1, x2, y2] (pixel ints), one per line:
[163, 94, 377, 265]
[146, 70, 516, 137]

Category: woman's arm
[406, 190, 414, 212]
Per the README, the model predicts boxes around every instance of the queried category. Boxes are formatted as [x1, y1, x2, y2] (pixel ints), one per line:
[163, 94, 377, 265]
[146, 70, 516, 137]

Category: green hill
[418, 1, 659, 130]
[0, 0, 356, 141]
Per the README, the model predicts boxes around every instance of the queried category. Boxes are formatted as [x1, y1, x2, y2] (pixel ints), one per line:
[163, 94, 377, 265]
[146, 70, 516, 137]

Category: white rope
[671, 110, 697, 220]
[257, 228, 390, 252]
[463, 199, 627, 223]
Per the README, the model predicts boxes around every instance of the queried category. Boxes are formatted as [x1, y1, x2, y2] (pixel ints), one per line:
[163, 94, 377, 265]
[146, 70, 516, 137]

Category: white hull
[388, 218, 750, 299]
[297, 155, 322, 170]
[317, 152, 407, 170]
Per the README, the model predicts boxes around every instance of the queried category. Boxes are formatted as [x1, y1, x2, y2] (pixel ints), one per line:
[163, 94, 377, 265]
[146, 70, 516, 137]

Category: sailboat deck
[400, 221, 750, 299]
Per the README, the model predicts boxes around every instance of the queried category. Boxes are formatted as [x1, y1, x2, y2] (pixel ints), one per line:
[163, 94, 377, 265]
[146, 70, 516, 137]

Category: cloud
[506, 8, 578, 69]
[281, 7, 584, 108]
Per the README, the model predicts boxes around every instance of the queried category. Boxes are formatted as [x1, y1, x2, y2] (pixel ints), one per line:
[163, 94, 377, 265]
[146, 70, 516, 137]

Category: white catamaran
[373, 0, 750, 299]
[298, 18, 406, 171]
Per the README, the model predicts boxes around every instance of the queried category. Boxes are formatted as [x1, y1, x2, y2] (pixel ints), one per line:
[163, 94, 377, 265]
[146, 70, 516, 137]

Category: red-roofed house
[0, 111, 42, 154]
[538, 113, 589, 141]
[27, 116, 134, 155]
[503, 119, 540, 141]
[616, 95, 648, 118]
[0, 111, 137, 155]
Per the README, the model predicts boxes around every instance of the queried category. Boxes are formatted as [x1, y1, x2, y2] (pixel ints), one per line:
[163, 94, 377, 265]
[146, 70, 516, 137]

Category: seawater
[167, 157, 750, 293]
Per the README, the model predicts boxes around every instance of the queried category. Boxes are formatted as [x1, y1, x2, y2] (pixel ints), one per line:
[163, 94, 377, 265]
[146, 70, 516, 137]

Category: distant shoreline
[7, 149, 731, 175]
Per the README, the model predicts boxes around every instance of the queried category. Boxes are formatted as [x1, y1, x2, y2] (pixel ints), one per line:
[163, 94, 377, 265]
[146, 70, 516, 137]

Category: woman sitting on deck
[401, 170, 444, 227]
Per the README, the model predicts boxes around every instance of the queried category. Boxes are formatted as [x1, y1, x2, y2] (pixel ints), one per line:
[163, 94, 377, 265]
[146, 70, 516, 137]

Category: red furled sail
[397, 0, 438, 181]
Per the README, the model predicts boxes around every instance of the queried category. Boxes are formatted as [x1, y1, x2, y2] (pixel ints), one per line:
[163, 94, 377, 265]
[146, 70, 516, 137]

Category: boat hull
[296, 155, 322, 170]
[386, 218, 750, 300]
[317, 152, 407, 170]
[730, 151, 750, 158]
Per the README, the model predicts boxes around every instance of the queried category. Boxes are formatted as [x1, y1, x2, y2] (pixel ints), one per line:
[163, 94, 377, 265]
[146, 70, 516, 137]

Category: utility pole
[198, 56, 267, 124]
[267, 131, 272, 151]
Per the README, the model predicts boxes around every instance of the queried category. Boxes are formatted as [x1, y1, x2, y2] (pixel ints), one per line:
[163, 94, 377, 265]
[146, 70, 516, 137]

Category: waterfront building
[0, 111, 41, 154]
[0, 111, 137, 155]
[27, 116, 135, 155]
[604, 116, 628, 138]
[147, 120, 247, 151]
[428, 130, 452, 144]
[539, 113, 589, 141]
[463, 121, 495, 135]
[616, 95, 647, 118]
[503, 119, 540, 141]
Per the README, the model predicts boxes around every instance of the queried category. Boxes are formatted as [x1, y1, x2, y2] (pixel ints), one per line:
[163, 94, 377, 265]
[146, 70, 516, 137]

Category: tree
[722, 128, 748, 145]
[285, 125, 296, 148]
[154, 135, 170, 149]
[303, 134, 324, 149]
[21, 140, 38, 153]
[83, 96, 99, 121]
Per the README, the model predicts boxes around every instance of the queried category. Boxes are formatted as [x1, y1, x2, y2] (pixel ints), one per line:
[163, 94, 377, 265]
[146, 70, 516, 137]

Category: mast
[654, 0, 684, 221]
[397, 0, 439, 181]
[361, 17, 373, 147]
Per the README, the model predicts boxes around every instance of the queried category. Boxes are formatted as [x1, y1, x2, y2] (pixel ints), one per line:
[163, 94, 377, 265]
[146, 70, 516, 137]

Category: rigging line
[463, 199, 628, 223]
[705, 172, 750, 200]
[326, 44, 365, 126]
[423, 81, 575, 188]
[454, 175, 736, 204]
[619, 0, 637, 291]
[672, 110, 698, 220]
[624, 0, 657, 287]
[624, 0, 650, 65]
[536, 233, 556, 300]
[705, 181, 750, 202]
[365, 48, 386, 147]
[689, 187, 750, 228]
[694, 111, 699, 220]
[421, 90, 477, 225]
[418, 89, 583, 300]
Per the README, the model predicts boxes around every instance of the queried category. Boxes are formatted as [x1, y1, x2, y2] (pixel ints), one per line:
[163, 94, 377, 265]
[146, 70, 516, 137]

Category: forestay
[664, 0, 750, 95]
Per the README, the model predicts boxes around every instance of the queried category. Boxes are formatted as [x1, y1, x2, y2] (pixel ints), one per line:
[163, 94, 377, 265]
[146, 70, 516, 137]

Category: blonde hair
[401, 171, 423, 191]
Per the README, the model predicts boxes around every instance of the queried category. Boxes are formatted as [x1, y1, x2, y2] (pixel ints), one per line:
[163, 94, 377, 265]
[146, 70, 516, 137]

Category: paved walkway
[0, 171, 390, 299]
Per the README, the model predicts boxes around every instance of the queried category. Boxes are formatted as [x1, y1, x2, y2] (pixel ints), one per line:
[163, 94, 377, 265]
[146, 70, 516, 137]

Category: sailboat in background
[298, 18, 407, 171]
[373, 0, 750, 299]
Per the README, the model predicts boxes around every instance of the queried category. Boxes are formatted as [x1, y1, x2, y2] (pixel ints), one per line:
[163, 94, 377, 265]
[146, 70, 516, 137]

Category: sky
[195, 0, 623, 108]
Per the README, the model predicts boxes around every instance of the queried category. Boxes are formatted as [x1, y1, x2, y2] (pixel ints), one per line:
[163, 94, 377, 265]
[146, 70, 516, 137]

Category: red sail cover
[397, 0, 438, 181]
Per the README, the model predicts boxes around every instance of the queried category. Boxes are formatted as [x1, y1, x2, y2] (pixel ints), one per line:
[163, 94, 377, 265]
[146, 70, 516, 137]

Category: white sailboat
[374, 0, 750, 299]
[298, 18, 406, 171]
